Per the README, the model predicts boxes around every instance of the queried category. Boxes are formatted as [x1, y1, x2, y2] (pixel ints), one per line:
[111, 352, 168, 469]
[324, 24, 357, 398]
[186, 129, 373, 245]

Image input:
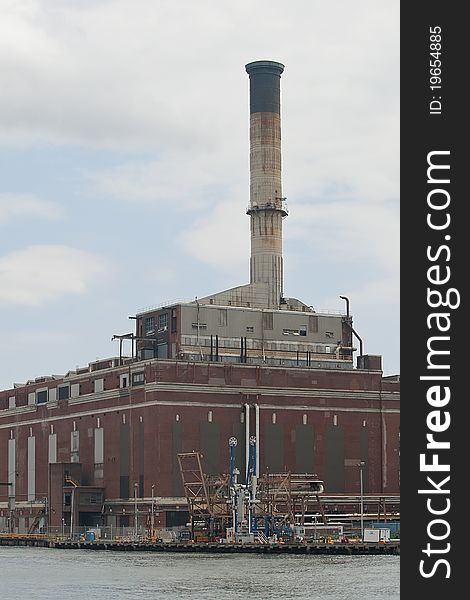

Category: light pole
[359, 461, 365, 542]
[61, 517, 65, 537]
[151, 484, 155, 540]
[134, 483, 139, 540]
[70, 488, 75, 540]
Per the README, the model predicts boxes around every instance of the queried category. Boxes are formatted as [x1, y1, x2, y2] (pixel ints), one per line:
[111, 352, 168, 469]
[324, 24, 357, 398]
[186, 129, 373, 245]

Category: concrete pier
[0, 535, 399, 555]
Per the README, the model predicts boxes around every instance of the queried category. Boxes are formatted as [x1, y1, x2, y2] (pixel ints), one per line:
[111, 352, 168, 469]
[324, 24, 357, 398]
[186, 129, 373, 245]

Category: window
[120, 374, 128, 388]
[158, 313, 168, 329]
[36, 390, 48, 404]
[309, 315, 319, 333]
[218, 309, 227, 327]
[80, 492, 103, 505]
[145, 316, 155, 334]
[132, 372, 145, 386]
[299, 326, 307, 336]
[246, 326, 254, 333]
[171, 309, 177, 333]
[94, 379, 104, 393]
[263, 312, 273, 330]
[192, 322, 207, 329]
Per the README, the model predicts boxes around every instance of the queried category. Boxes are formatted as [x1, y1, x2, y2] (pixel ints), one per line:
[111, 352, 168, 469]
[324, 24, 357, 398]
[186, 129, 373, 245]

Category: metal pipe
[359, 461, 365, 541]
[215, 335, 219, 362]
[339, 295, 350, 318]
[245, 403, 250, 478]
[339, 296, 364, 358]
[255, 404, 260, 479]
[352, 327, 364, 358]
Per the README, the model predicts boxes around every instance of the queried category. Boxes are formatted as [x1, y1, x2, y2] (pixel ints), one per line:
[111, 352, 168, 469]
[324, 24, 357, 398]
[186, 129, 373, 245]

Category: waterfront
[0, 547, 399, 599]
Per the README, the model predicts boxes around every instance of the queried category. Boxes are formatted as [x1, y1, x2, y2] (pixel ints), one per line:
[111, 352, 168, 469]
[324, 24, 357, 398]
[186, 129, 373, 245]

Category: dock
[0, 535, 399, 555]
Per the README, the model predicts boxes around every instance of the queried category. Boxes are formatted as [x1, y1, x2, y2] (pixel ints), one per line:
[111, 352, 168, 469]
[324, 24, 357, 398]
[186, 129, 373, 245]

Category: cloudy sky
[0, 0, 399, 390]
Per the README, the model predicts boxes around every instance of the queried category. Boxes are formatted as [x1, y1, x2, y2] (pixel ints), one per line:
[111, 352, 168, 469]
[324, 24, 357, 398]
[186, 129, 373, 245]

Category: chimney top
[245, 60, 285, 76]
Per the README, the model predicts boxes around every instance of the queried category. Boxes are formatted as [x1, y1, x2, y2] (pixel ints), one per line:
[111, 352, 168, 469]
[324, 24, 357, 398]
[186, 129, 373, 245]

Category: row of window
[6, 372, 145, 409]
[189, 310, 321, 336]
[144, 312, 174, 335]
[180, 335, 334, 353]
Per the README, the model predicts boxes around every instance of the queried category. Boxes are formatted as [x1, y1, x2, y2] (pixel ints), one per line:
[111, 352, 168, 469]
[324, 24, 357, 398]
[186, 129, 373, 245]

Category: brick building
[0, 60, 399, 534]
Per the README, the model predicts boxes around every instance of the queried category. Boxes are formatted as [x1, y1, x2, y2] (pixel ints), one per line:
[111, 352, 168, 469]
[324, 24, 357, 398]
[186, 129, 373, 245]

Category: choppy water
[0, 547, 399, 599]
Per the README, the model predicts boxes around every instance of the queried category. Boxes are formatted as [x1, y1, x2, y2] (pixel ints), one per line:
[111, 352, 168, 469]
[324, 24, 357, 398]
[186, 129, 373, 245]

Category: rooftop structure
[131, 61, 359, 371]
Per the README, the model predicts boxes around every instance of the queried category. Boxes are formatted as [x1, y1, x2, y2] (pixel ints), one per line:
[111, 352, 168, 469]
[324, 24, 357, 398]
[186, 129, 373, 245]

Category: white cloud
[0, 193, 62, 223]
[89, 148, 242, 209]
[287, 199, 399, 272]
[0, 1, 398, 156]
[178, 189, 249, 276]
[0, 245, 109, 305]
[0, 0, 400, 379]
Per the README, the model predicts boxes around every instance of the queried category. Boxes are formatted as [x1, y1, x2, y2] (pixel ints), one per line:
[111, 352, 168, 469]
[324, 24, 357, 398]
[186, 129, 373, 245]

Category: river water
[0, 547, 399, 599]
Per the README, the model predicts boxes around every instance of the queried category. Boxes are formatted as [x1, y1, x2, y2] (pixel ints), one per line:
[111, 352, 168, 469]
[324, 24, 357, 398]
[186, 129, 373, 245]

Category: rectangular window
[218, 309, 228, 327]
[191, 322, 207, 329]
[158, 313, 168, 329]
[36, 390, 48, 404]
[132, 372, 145, 386]
[94, 378, 104, 393]
[309, 315, 319, 333]
[80, 492, 103, 505]
[299, 326, 307, 336]
[262, 312, 273, 330]
[8, 396, 16, 409]
[246, 326, 254, 333]
[58, 385, 70, 401]
[171, 309, 177, 333]
[145, 316, 155, 334]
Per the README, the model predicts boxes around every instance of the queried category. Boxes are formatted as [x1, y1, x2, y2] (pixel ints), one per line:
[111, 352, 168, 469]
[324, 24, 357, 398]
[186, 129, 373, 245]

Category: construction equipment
[177, 437, 327, 543]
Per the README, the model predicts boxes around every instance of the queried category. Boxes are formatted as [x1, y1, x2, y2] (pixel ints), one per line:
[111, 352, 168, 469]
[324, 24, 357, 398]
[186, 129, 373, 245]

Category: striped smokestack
[245, 60, 287, 308]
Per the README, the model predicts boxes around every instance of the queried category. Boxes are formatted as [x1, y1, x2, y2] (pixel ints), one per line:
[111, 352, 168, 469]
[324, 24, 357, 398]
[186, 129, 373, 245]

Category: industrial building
[0, 60, 399, 538]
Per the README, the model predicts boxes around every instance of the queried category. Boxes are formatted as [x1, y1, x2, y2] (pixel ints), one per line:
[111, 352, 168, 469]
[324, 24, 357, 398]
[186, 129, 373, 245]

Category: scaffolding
[177, 450, 327, 541]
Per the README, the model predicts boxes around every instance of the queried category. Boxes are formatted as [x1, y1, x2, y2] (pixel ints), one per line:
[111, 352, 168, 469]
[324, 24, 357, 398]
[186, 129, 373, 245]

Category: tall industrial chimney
[245, 60, 287, 308]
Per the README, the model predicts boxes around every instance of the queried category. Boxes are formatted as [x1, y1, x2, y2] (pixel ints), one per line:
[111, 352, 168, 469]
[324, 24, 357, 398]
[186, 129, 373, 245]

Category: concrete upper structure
[134, 61, 357, 368]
